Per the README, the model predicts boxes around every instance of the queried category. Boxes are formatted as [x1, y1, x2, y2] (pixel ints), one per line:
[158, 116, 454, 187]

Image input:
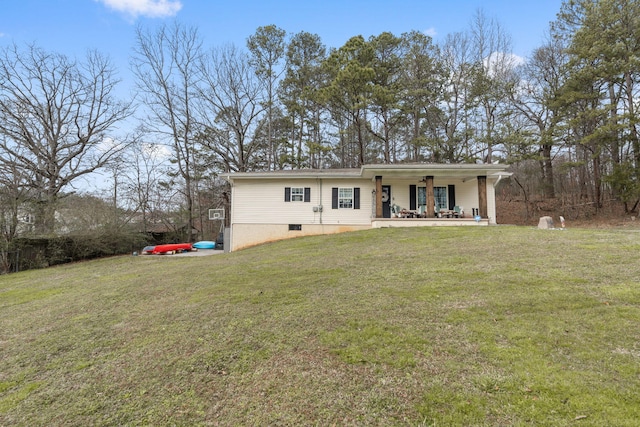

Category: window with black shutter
[448, 185, 456, 210]
[409, 185, 417, 210]
[285, 187, 309, 202]
[332, 187, 358, 209]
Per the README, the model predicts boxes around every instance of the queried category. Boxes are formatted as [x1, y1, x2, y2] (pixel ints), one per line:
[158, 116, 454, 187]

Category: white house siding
[230, 178, 375, 225]
[381, 178, 412, 210]
[231, 178, 314, 224]
[229, 177, 375, 250]
[457, 181, 478, 217]
[318, 179, 375, 225]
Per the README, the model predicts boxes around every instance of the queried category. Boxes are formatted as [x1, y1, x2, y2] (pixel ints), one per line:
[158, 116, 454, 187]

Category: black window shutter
[448, 185, 456, 210]
[354, 187, 360, 209]
[409, 185, 417, 210]
[304, 187, 311, 202]
[332, 188, 338, 209]
[284, 187, 291, 202]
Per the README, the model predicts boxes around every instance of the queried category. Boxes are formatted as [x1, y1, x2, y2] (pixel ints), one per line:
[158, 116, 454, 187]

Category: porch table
[439, 210, 459, 218]
[399, 209, 419, 218]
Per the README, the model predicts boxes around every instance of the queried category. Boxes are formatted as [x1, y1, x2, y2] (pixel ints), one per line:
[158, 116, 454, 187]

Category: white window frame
[338, 187, 354, 209]
[290, 187, 304, 202]
[434, 186, 447, 210]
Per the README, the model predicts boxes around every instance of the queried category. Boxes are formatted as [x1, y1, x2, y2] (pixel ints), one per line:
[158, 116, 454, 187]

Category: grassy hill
[1, 226, 640, 426]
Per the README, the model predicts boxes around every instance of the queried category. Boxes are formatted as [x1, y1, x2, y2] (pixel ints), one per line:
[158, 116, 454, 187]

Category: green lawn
[1, 226, 639, 426]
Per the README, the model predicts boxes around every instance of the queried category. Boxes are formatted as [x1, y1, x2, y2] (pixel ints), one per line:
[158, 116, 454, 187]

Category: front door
[382, 185, 391, 218]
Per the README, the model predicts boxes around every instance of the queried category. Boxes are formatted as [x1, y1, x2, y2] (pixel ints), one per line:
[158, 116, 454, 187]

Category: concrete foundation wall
[230, 223, 371, 251]
[371, 218, 489, 228]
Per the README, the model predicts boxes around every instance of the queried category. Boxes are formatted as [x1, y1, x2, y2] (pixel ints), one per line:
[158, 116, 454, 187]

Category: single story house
[221, 163, 511, 251]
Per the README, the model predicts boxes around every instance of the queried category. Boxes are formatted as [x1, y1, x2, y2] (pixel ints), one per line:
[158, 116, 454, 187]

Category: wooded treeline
[1, 0, 640, 259]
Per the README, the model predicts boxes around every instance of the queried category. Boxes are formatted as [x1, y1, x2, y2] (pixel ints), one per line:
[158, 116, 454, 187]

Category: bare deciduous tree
[469, 9, 517, 163]
[508, 36, 569, 198]
[131, 23, 203, 241]
[0, 43, 133, 234]
[198, 44, 264, 173]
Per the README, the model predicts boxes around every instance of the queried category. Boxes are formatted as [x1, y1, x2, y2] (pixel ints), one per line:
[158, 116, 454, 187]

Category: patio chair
[391, 204, 402, 217]
[454, 206, 463, 217]
[418, 205, 426, 218]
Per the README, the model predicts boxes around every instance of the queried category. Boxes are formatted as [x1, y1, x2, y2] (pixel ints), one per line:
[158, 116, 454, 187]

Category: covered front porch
[361, 164, 510, 225]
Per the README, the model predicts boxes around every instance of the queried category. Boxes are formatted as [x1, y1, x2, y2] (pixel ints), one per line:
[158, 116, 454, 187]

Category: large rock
[538, 216, 554, 229]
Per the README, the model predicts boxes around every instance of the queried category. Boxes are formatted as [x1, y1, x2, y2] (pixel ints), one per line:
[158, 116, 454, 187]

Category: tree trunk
[541, 142, 555, 198]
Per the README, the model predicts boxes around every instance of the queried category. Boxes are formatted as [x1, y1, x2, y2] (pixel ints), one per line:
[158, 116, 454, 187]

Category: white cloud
[483, 52, 525, 77]
[507, 53, 525, 67]
[424, 27, 437, 38]
[96, 0, 182, 19]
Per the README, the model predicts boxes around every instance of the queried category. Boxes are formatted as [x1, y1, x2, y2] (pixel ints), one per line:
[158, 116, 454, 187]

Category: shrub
[5, 230, 150, 273]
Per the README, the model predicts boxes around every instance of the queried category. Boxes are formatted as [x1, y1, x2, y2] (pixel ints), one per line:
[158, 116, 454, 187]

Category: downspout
[318, 178, 323, 224]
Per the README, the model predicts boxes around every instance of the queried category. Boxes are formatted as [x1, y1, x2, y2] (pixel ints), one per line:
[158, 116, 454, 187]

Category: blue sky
[2, 1, 562, 77]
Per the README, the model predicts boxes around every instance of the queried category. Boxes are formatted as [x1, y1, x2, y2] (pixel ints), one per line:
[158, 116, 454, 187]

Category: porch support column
[477, 175, 487, 218]
[375, 175, 383, 218]
[425, 176, 435, 217]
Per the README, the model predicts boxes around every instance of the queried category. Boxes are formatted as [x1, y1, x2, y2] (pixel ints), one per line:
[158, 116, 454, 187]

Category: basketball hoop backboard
[208, 208, 225, 220]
